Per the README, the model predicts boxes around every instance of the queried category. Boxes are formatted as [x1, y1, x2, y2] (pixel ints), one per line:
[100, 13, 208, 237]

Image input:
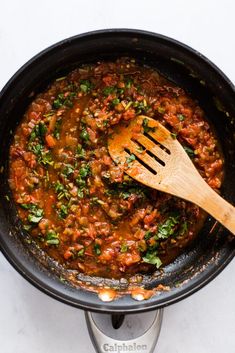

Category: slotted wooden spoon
[108, 115, 235, 235]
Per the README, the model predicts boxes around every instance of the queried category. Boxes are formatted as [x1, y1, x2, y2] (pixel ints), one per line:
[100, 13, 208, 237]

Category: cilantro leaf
[156, 216, 179, 239]
[94, 243, 101, 255]
[80, 80, 92, 93]
[126, 154, 136, 164]
[142, 250, 162, 268]
[183, 146, 195, 158]
[142, 118, 155, 133]
[46, 230, 60, 245]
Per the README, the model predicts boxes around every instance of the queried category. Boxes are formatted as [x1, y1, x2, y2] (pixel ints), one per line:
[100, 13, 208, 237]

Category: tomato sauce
[9, 58, 223, 279]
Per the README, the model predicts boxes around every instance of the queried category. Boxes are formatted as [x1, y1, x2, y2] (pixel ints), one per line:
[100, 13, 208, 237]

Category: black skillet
[0, 30, 234, 320]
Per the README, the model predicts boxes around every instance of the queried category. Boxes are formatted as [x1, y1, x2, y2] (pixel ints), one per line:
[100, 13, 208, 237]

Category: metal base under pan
[85, 309, 163, 353]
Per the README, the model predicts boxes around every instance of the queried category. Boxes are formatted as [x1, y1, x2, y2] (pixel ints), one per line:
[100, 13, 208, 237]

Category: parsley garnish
[178, 114, 185, 121]
[53, 119, 62, 139]
[80, 128, 89, 142]
[125, 78, 133, 88]
[77, 248, 85, 257]
[76, 144, 86, 159]
[171, 133, 177, 139]
[157, 106, 165, 114]
[80, 80, 92, 93]
[142, 118, 155, 133]
[142, 250, 162, 268]
[29, 122, 47, 142]
[156, 216, 179, 239]
[94, 243, 101, 255]
[61, 164, 74, 178]
[54, 181, 70, 200]
[144, 230, 153, 240]
[111, 98, 120, 106]
[183, 146, 195, 158]
[39, 151, 54, 166]
[46, 230, 60, 245]
[21, 203, 44, 224]
[126, 154, 136, 164]
[120, 243, 128, 253]
[133, 101, 149, 114]
[53, 92, 76, 109]
[103, 86, 116, 96]
[79, 164, 91, 178]
[58, 204, 68, 219]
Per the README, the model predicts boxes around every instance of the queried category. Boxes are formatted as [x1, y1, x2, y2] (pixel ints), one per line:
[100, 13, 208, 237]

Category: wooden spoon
[108, 115, 235, 235]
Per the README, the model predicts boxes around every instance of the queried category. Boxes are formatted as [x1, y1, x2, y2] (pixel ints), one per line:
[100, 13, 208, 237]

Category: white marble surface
[0, 1, 234, 352]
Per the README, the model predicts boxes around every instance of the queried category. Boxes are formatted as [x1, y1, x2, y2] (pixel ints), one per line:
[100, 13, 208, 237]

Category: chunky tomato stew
[9, 58, 223, 279]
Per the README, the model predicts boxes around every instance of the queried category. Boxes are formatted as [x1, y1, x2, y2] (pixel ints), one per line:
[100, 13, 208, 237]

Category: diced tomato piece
[45, 134, 56, 148]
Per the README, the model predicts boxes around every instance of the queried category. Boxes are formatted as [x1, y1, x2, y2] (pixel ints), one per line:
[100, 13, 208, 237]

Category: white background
[0, 1, 234, 352]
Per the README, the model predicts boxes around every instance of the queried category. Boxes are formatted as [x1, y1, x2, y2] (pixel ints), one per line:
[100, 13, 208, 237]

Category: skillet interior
[0, 29, 234, 313]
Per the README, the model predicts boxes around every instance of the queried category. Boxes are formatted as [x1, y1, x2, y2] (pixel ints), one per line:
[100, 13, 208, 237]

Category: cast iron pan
[0, 29, 234, 313]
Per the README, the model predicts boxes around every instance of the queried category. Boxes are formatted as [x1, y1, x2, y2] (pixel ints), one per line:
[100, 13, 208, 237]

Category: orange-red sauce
[9, 58, 223, 279]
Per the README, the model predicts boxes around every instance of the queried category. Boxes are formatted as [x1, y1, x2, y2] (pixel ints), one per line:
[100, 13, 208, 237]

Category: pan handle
[85, 309, 163, 353]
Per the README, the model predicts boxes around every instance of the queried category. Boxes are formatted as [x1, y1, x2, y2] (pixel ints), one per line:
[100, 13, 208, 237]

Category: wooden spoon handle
[195, 182, 235, 235]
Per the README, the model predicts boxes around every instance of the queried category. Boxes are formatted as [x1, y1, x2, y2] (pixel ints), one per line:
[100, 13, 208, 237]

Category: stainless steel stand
[85, 309, 163, 353]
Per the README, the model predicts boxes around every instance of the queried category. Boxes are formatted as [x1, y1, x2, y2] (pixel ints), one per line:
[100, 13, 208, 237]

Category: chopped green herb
[77, 188, 84, 198]
[29, 143, 44, 155]
[46, 230, 60, 245]
[43, 112, 55, 118]
[120, 243, 128, 253]
[29, 122, 47, 143]
[56, 76, 66, 82]
[62, 164, 74, 178]
[103, 119, 109, 127]
[178, 114, 185, 121]
[58, 204, 68, 219]
[76, 144, 86, 159]
[179, 221, 188, 235]
[156, 216, 179, 239]
[23, 224, 32, 231]
[125, 78, 133, 88]
[79, 164, 91, 178]
[157, 106, 165, 114]
[53, 119, 62, 139]
[143, 118, 155, 133]
[54, 181, 70, 200]
[53, 92, 76, 109]
[94, 243, 101, 255]
[28, 214, 41, 223]
[125, 101, 133, 111]
[28, 142, 53, 167]
[171, 133, 177, 139]
[120, 191, 131, 199]
[55, 181, 65, 193]
[133, 101, 149, 114]
[142, 250, 162, 268]
[183, 146, 195, 158]
[21, 203, 44, 224]
[137, 146, 144, 154]
[126, 154, 136, 164]
[80, 128, 90, 142]
[90, 197, 105, 205]
[80, 80, 92, 93]
[53, 97, 63, 109]
[112, 98, 120, 106]
[77, 248, 85, 257]
[144, 230, 153, 240]
[39, 151, 54, 166]
[103, 86, 116, 96]
[76, 176, 86, 187]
